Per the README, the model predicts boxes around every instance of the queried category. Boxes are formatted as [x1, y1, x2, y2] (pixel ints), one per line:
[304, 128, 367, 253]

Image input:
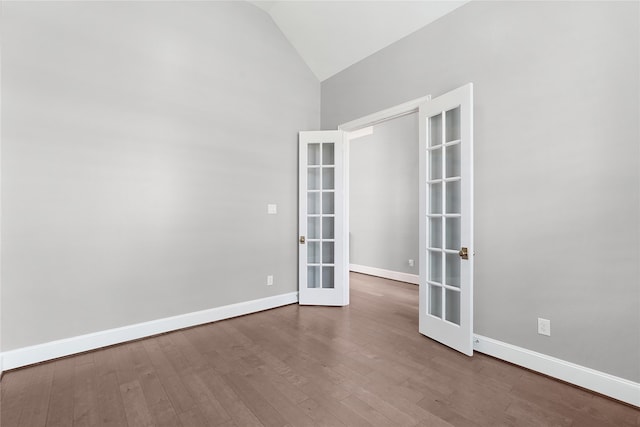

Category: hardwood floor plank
[340, 394, 395, 427]
[297, 397, 348, 427]
[223, 371, 289, 427]
[1, 273, 638, 427]
[120, 380, 155, 427]
[44, 358, 75, 427]
[16, 363, 54, 427]
[181, 372, 231, 425]
[95, 371, 128, 427]
[1, 365, 35, 426]
[72, 355, 100, 427]
[198, 368, 265, 427]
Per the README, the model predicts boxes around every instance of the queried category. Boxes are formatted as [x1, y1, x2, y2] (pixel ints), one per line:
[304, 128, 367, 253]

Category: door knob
[458, 247, 468, 259]
[299, 236, 306, 244]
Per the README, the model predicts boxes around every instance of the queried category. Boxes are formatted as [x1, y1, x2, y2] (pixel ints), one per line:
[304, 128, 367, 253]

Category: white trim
[339, 95, 430, 132]
[1, 292, 298, 371]
[474, 334, 640, 408]
[345, 126, 373, 141]
[350, 264, 419, 285]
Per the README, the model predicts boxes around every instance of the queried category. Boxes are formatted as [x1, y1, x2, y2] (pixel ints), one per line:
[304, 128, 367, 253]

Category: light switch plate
[267, 204, 277, 214]
[538, 318, 551, 336]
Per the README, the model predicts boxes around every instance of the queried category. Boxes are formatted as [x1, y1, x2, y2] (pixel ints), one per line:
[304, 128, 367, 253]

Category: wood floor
[1, 273, 638, 427]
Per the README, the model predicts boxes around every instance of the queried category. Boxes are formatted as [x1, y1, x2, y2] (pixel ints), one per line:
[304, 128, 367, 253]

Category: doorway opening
[347, 112, 420, 285]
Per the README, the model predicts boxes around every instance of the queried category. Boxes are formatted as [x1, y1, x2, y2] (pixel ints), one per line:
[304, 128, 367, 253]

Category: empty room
[1, 1, 638, 426]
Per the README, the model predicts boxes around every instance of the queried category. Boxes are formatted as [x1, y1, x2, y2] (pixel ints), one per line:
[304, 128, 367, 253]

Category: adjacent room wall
[322, 1, 640, 382]
[349, 113, 419, 276]
[1, 1, 319, 351]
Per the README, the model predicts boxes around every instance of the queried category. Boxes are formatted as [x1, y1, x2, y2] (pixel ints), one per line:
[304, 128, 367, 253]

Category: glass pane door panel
[308, 242, 320, 263]
[299, 130, 345, 306]
[322, 217, 334, 239]
[322, 242, 334, 264]
[445, 217, 461, 250]
[445, 289, 461, 325]
[308, 144, 320, 165]
[308, 217, 320, 239]
[322, 168, 335, 190]
[429, 148, 442, 180]
[445, 144, 461, 178]
[445, 181, 461, 214]
[322, 192, 335, 214]
[429, 183, 442, 214]
[445, 107, 461, 142]
[429, 285, 442, 318]
[428, 251, 442, 283]
[308, 193, 320, 214]
[307, 266, 320, 288]
[445, 253, 460, 288]
[429, 217, 442, 248]
[308, 168, 320, 190]
[322, 267, 334, 288]
[430, 114, 442, 146]
[322, 143, 335, 165]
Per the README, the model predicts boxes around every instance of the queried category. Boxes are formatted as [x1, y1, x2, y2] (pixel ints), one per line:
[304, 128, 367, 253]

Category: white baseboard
[1, 292, 298, 372]
[473, 334, 640, 408]
[350, 264, 419, 285]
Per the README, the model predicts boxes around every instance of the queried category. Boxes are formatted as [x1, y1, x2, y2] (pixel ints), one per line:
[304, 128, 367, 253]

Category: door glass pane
[308, 217, 320, 239]
[307, 193, 320, 214]
[430, 113, 442, 146]
[322, 217, 334, 239]
[308, 168, 320, 190]
[429, 148, 442, 180]
[445, 143, 460, 178]
[429, 285, 442, 318]
[445, 217, 461, 250]
[322, 143, 335, 165]
[322, 242, 334, 264]
[308, 144, 320, 165]
[322, 168, 334, 190]
[428, 250, 442, 283]
[308, 242, 320, 263]
[445, 289, 461, 325]
[445, 181, 461, 214]
[322, 192, 334, 214]
[322, 267, 334, 288]
[445, 107, 460, 142]
[429, 183, 442, 214]
[307, 266, 320, 288]
[429, 217, 442, 248]
[445, 253, 460, 288]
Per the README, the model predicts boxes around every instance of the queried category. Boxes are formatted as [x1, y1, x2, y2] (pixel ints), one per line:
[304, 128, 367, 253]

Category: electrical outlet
[266, 275, 274, 286]
[408, 259, 415, 267]
[538, 318, 551, 336]
[267, 204, 277, 214]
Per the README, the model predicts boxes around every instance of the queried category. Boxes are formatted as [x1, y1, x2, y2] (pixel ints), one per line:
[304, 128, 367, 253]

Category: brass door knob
[299, 236, 306, 244]
[459, 247, 468, 259]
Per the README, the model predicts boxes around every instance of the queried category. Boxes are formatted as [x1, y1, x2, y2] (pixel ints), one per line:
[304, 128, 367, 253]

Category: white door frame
[337, 96, 431, 293]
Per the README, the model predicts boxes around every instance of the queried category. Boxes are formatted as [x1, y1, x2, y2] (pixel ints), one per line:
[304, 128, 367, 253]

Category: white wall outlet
[267, 204, 277, 214]
[538, 318, 551, 336]
[266, 275, 274, 286]
[408, 259, 415, 267]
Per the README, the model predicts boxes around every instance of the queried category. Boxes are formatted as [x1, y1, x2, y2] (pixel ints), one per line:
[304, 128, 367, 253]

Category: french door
[297, 85, 473, 358]
[419, 83, 474, 355]
[298, 131, 348, 306]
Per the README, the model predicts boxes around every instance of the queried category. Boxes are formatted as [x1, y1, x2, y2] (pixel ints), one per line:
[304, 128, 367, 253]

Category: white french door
[419, 83, 474, 356]
[298, 131, 348, 306]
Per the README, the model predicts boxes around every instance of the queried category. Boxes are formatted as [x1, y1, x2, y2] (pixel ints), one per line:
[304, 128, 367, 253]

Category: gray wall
[323, 1, 640, 382]
[1, 1, 319, 350]
[349, 113, 419, 275]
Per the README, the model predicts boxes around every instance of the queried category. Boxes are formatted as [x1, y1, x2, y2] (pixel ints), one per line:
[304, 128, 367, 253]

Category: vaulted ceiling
[250, 1, 470, 81]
